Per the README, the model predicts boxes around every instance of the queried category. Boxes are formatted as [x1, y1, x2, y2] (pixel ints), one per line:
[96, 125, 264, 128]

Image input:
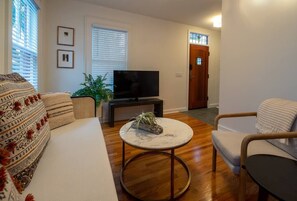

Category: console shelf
[108, 98, 163, 127]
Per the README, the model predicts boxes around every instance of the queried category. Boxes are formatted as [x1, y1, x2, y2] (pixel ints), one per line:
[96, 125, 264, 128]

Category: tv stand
[108, 98, 163, 127]
[128, 98, 139, 102]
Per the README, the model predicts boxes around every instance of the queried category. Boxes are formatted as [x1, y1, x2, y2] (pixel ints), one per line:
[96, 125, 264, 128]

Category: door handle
[189, 64, 193, 80]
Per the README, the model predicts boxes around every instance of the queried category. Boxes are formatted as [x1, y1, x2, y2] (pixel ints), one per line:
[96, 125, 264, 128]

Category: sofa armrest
[214, 112, 257, 130]
[71, 96, 96, 119]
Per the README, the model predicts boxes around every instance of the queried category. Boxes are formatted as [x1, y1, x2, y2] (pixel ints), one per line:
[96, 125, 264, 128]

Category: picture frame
[57, 50, 74, 68]
[57, 26, 75, 46]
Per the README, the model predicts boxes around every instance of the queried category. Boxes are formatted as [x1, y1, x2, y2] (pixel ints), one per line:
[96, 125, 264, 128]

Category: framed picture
[57, 26, 74, 46]
[57, 50, 74, 68]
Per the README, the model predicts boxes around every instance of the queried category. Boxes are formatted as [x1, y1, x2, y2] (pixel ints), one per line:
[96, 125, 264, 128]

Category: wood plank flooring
[101, 113, 276, 201]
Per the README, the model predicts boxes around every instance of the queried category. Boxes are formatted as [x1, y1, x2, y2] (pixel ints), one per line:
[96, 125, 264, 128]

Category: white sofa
[23, 97, 118, 201]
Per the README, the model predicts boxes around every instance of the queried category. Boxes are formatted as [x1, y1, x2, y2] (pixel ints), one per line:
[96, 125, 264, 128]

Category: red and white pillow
[0, 73, 52, 200]
[0, 149, 35, 201]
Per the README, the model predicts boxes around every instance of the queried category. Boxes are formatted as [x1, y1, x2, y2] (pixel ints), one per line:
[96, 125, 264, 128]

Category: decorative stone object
[131, 121, 163, 135]
[131, 112, 163, 135]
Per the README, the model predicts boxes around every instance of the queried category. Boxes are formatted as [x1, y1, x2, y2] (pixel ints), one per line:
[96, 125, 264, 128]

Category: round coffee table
[119, 118, 193, 201]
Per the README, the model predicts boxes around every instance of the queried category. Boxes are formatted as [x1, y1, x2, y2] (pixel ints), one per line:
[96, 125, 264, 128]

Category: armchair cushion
[212, 131, 295, 174]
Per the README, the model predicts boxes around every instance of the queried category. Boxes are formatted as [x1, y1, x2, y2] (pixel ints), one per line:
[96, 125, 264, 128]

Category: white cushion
[24, 118, 118, 201]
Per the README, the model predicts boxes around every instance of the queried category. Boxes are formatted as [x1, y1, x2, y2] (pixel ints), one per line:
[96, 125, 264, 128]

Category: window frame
[189, 32, 209, 46]
[0, 0, 8, 73]
[6, 0, 41, 89]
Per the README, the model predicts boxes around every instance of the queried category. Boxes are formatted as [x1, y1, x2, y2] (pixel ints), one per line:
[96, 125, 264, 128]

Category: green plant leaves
[135, 112, 157, 127]
[72, 73, 113, 106]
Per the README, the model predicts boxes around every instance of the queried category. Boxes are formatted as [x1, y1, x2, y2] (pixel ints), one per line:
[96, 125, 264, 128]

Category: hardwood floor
[101, 113, 275, 201]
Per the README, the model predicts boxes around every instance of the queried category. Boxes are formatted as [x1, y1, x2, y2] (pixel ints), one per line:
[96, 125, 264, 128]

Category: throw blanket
[256, 98, 297, 134]
[256, 98, 297, 158]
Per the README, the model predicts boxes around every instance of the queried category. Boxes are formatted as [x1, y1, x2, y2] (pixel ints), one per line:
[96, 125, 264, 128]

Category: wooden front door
[188, 44, 209, 109]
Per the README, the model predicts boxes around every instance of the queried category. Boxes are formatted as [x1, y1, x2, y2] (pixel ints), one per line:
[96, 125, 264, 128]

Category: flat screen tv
[113, 70, 159, 100]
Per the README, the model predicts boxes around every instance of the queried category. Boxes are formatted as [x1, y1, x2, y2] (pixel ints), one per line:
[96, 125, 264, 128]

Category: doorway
[188, 44, 209, 109]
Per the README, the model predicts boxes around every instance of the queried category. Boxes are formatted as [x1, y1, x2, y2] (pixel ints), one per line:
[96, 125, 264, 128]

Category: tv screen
[113, 70, 159, 100]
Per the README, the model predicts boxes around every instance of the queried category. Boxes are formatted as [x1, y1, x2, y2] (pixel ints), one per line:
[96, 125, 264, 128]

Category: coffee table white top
[119, 118, 193, 150]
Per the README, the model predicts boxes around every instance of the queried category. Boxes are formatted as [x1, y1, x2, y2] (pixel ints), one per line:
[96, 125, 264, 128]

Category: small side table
[119, 118, 193, 201]
[246, 154, 297, 201]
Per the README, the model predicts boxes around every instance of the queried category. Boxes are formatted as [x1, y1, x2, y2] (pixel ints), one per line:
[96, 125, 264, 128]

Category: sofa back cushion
[41, 93, 75, 130]
[0, 73, 50, 190]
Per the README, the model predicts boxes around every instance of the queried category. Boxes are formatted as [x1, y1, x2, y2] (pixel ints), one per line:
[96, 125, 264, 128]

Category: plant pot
[131, 121, 163, 135]
[96, 102, 103, 121]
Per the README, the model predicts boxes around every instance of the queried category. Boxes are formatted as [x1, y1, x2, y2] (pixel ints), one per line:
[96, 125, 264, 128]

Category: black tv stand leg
[109, 106, 115, 127]
[154, 102, 163, 117]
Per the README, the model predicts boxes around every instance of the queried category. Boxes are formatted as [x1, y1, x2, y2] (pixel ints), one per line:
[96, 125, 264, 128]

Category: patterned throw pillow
[0, 152, 34, 201]
[41, 92, 75, 130]
[0, 164, 22, 201]
[0, 73, 50, 190]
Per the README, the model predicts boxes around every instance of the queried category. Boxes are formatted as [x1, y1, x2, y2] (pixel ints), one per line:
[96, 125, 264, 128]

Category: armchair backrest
[256, 98, 297, 134]
[290, 119, 297, 132]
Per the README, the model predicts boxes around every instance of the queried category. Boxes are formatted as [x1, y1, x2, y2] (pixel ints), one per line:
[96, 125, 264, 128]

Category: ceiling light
[212, 15, 222, 28]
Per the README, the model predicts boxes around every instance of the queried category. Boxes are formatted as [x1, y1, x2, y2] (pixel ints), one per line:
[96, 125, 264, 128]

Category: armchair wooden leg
[239, 166, 247, 201]
[212, 146, 217, 172]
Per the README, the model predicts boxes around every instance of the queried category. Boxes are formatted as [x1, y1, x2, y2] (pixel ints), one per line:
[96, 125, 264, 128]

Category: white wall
[220, 0, 297, 132]
[44, 0, 220, 117]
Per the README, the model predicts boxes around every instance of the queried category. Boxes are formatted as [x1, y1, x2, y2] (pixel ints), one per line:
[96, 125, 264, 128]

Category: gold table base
[120, 143, 191, 201]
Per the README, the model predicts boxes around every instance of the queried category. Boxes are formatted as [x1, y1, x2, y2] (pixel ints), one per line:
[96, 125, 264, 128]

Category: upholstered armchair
[211, 98, 297, 201]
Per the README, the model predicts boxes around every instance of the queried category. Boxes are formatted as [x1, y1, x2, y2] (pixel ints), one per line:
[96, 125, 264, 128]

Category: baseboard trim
[164, 107, 187, 114]
[208, 103, 219, 108]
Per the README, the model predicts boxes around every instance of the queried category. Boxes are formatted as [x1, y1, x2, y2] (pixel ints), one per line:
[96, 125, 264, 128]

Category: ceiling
[75, 0, 222, 31]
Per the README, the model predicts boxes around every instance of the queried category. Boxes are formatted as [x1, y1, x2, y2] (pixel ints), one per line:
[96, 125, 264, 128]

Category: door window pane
[190, 32, 208, 46]
[196, 57, 202, 65]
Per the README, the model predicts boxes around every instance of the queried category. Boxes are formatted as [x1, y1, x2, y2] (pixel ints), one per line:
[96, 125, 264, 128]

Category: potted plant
[131, 112, 163, 134]
[72, 73, 112, 118]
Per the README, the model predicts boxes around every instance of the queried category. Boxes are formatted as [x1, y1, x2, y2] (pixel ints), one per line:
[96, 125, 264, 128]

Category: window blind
[12, 0, 39, 89]
[92, 27, 128, 87]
